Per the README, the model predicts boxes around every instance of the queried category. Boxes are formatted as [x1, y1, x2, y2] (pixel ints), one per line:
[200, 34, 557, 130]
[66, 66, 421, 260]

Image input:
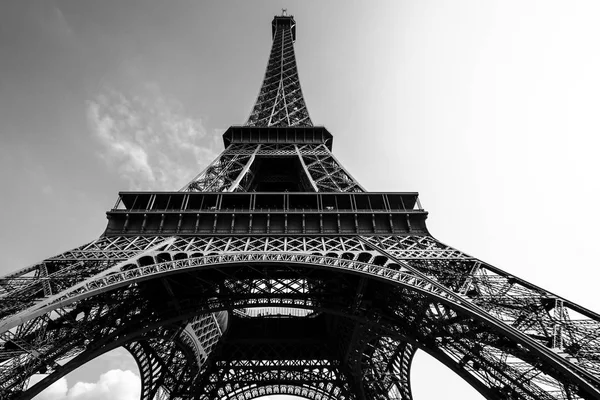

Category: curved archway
[223, 385, 346, 400]
[28, 348, 141, 399]
[6, 254, 600, 400]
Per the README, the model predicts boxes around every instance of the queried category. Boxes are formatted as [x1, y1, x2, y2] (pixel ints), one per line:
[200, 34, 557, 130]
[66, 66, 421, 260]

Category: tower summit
[183, 14, 362, 193]
[247, 13, 310, 127]
[2, 13, 600, 400]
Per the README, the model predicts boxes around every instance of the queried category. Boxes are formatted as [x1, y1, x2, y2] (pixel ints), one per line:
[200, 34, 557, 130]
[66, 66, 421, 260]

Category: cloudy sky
[2, 0, 600, 399]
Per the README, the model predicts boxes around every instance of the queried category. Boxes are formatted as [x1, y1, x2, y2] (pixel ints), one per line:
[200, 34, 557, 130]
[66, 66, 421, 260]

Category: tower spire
[246, 13, 312, 127]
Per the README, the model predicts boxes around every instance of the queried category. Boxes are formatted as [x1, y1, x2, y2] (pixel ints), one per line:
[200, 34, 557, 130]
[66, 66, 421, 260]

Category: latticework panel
[184, 145, 259, 192]
[1, 234, 600, 399]
[183, 144, 363, 192]
[360, 336, 416, 400]
[198, 359, 353, 400]
[125, 335, 193, 400]
[296, 144, 363, 192]
[363, 236, 600, 399]
[180, 312, 227, 368]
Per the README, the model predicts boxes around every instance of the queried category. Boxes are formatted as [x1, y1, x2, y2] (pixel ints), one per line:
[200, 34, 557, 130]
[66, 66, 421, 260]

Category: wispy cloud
[32, 369, 140, 400]
[86, 86, 219, 190]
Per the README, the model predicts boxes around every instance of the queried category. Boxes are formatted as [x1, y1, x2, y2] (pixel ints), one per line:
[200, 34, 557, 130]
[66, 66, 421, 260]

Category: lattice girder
[359, 335, 417, 400]
[125, 331, 208, 400]
[183, 144, 363, 193]
[126, 341, 166, 400]
[197, 359, 354, 400]
[2, 234, 600, 399]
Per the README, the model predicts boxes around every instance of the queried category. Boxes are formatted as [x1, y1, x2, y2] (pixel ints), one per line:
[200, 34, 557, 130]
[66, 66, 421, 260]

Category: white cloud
[32, 369, 140, 400]
[86, 86, 219, 190]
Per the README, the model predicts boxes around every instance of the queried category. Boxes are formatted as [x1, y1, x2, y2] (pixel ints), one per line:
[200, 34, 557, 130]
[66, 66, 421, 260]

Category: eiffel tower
[2, 11, 600, 400]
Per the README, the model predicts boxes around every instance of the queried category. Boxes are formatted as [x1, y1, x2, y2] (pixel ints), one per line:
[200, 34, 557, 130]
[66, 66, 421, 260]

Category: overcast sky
[2, 1, 600, 399]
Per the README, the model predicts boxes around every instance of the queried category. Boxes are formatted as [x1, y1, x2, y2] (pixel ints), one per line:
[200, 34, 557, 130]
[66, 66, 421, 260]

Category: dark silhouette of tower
[1, 12, 600, 400]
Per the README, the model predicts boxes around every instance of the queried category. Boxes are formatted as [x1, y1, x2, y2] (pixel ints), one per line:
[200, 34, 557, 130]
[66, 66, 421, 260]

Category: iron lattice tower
[2, 13, 600, 400]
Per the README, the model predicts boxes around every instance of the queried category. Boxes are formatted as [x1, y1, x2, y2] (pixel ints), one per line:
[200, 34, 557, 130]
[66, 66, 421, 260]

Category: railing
[112, 192, 424, 213]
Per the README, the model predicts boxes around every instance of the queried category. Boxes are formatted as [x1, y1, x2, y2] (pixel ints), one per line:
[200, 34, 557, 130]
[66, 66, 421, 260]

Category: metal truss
[183, 144, 363, 192]
[246, 16, 312, 127]
[1, 233, 599, 399]
[126, 335, 203, 400]
[197, 359, 353, 400]
[359, 334, 416, 400]
[296, 144, 363, 192]
[3, 11, 600, 400]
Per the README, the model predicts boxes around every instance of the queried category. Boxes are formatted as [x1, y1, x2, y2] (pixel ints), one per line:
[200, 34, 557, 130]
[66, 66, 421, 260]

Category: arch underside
[1, 235, 599, 400]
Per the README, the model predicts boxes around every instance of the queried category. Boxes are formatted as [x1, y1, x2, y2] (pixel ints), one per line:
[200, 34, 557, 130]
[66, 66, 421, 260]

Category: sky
[1, 0, 600, 399]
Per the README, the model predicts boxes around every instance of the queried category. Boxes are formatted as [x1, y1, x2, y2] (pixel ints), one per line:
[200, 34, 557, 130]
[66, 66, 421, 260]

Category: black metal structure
[1, 12, 600, 400]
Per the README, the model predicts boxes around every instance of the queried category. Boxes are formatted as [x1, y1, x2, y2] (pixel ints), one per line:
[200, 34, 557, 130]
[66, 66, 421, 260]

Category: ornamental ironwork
[1, 12, 600, 400]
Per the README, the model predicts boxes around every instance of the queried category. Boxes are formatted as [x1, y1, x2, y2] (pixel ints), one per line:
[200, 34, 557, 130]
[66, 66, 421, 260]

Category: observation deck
[105, 191, 428, 236]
